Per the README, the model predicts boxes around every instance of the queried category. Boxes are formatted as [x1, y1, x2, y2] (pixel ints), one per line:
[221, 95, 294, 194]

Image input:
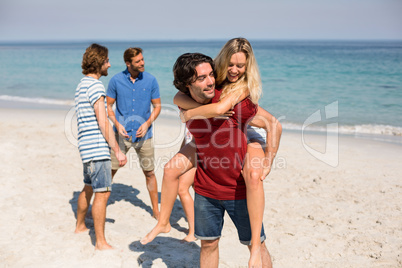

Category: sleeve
[151, 77, 160, 100]
[106, 76, 117, 99]
[88, 81, 106, 107]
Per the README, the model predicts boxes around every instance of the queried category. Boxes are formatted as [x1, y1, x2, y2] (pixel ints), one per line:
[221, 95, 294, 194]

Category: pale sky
[0, 0, 401, 42]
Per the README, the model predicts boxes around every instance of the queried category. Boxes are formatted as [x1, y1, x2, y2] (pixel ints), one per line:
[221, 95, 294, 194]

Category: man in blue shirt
[107, 47, 161, 219]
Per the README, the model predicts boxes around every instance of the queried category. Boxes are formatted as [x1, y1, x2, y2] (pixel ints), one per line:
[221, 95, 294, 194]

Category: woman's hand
[260, 157, 272, 180]
[180, 109, 188, 123]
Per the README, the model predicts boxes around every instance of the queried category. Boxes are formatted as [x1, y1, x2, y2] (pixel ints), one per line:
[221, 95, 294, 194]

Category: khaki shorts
[111, 133, 155, 171]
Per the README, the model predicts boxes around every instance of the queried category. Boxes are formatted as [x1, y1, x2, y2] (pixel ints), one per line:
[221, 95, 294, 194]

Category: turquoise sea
[0, 40, 401, 142]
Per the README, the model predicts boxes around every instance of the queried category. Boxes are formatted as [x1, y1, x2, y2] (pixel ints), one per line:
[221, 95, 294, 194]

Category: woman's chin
[228, 77, 238, 83]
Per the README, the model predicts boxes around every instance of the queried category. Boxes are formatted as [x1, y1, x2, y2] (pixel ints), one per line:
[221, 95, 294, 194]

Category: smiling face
[227, 52, 247, 83]
[187, 62, 215, 104]
[126, 53, 145, 75]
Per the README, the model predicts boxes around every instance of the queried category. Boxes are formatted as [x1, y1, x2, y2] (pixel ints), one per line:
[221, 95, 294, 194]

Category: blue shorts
[83, 159, 112, 192]
[194, 193, 266, 245]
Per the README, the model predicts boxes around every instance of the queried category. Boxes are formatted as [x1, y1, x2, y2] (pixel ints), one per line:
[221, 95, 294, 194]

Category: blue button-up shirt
[107, 69, 160, 142]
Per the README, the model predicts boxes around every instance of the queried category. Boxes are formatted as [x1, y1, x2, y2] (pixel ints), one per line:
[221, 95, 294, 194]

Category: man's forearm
[249, 107, 282, 163]
[146, 106, 161, 127]
[265, 119, 282, 164]
[107, 104, 119, 127]
[146, 99, 161, 127]
[95, 100, 120, 152]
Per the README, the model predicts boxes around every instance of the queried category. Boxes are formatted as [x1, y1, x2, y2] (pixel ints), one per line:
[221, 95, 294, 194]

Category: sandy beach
[0, 105, 401, 268]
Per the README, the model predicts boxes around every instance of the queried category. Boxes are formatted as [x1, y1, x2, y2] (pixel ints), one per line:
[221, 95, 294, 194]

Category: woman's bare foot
[74, 225, 90, 234]
[95, 242, 113, 251]
[182, 233, 197, 242]
[248, 245, 262, 268]
[140, 223, 171, 245]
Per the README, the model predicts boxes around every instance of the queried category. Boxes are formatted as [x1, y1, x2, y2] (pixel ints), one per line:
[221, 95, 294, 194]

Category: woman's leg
[243, 141, 266, 267]
[178, 167, 196, 242]
[141, 143, 196, 245]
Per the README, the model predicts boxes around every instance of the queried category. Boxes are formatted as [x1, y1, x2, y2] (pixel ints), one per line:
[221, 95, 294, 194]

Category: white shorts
[246, 125, 266, 144]
[184, 126, 193, 145]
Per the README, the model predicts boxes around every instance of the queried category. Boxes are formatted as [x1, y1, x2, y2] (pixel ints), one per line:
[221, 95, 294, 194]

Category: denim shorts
[83, 159, 112, 192]
[194, 193, 266, 245]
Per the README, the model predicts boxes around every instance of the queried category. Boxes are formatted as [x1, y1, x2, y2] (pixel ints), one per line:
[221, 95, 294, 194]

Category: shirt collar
[124, 68, 143, 81]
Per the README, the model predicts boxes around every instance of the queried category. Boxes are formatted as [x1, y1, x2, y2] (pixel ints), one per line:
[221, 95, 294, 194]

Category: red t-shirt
[186, 88, 257, 200]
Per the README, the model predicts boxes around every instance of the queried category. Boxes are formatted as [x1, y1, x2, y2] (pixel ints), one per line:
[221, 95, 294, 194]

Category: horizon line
[1, 38, 402, 45]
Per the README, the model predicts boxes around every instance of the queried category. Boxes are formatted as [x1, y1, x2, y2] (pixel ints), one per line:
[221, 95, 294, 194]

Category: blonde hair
[214, 37, 262, 105]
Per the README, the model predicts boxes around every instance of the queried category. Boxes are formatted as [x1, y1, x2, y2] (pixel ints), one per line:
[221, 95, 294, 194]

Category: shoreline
[1, 99, 401, 146]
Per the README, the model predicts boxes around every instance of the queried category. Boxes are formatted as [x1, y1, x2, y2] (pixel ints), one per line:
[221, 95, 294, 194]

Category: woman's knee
[244, 169, 261, 190]
[178, 184, 189, 197]
[163, 161, 181, 180]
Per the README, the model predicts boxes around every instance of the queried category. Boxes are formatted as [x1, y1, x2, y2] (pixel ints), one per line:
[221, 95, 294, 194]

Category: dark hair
[173, 53, 215, 94]
[124, 47, 143, 63]
[81, 43, 108, 75]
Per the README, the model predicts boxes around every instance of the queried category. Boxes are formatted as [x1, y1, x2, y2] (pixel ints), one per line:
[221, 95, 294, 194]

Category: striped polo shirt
[75, 76, 110, 163]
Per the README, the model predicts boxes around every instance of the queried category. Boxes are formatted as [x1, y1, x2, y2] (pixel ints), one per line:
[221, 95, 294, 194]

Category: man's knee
[93, 191, 111, 203]
[95, 191, 111, 197]
[261, 241, 269, 252]
[143, 170, 155, 179]
[82, 184, 93, 194]
[201, 239, 219, 251]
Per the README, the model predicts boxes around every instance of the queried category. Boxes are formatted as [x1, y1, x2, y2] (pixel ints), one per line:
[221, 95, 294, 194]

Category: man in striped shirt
[74, 43, 127, 250]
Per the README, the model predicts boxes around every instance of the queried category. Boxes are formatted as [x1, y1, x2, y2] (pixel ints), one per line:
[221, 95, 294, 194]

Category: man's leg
[143, 169, 159, 219]
[200, 239, 220, 268]
[92, 191, 112, 250]
[136, 138, 159, 219]
[260, 242, 272, 268]
[75, 185, 93, 233]
[194, 193, 225, 268]
[248, 241, 272, 268]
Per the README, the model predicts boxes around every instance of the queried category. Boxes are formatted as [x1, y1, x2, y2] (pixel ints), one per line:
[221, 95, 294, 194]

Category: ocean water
[0, 40, 401, 142]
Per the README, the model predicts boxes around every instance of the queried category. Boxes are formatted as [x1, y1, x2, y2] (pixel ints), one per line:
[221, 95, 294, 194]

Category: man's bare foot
[182, 233, 197, 242]
[95, 242, 113, 251]
[140, 223, 171, 245]
[74, 225, 90, 234]
[249, 245, 262, 268]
